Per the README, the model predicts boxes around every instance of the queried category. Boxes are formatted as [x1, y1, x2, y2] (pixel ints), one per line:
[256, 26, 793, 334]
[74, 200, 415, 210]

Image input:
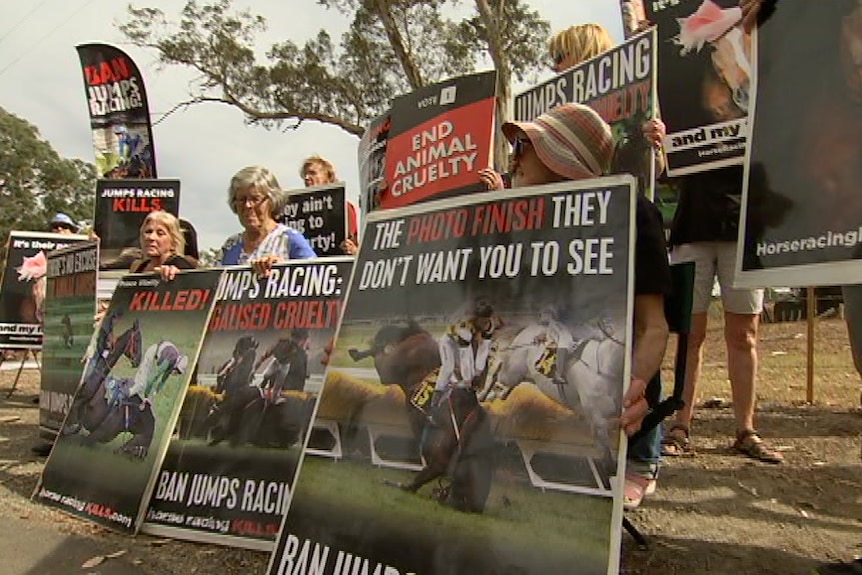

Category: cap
[502, 103, 613, 181]
[50, 213, 78, 231]
[175, 354, 189, 374]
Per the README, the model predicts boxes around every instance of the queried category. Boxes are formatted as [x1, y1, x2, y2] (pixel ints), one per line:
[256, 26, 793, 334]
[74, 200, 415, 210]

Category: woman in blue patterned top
[220, 166, 317, 275]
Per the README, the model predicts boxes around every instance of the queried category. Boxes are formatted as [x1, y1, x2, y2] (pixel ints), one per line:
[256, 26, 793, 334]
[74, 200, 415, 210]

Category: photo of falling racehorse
[62, 315, 152, 456]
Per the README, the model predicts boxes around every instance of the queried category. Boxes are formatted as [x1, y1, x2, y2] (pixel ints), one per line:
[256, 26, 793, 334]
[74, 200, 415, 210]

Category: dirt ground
[1, 314, 860, 575]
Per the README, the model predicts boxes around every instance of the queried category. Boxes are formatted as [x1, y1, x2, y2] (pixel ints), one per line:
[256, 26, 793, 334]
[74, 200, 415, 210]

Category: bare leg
[672, 312, 709, 428]
[724, 311, 759, 433]
[841, 285, 862, 381]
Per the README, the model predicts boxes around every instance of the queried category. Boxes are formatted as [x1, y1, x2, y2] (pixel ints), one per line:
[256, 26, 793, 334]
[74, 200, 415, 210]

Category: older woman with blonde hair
[220, 166, 316, 276]
[300, 154, 337, 188]
[130, 210, 197, 280]
[299, 155, 361, 256]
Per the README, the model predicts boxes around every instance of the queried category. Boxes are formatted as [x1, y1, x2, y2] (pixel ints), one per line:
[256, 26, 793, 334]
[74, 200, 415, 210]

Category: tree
[120, 0, 550, 167]
[197, 246, 222, 267]
[0, 107, 96, 244]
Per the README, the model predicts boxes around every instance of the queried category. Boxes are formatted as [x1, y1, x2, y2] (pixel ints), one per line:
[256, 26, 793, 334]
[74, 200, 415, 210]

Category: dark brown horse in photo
[207, 335, 313, 449]
[209, 385, 315, 449]
[350, 321, 494, 512]
[64, 319, 143, 436]
[78, 376, 156, 458]
[207, 335, 258, 446]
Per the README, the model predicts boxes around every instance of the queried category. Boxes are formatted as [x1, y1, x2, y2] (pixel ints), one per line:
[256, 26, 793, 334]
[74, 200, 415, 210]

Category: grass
[288, 456, 613, 575]
[665, 301, 860, 408]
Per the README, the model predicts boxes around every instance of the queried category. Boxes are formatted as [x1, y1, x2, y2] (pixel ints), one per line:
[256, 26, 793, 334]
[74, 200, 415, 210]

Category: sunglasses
[512, 137, 532, 159]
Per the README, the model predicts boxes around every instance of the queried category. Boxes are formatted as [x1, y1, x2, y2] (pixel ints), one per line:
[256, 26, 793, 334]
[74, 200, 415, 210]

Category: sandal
[623, 471, 656, 510]
[661, 424, 693, 457]
[732, 430, 784, 464]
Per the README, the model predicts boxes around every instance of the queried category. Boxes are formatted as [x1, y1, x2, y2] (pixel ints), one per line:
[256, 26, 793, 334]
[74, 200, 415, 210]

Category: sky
[0, 0, 624, 253]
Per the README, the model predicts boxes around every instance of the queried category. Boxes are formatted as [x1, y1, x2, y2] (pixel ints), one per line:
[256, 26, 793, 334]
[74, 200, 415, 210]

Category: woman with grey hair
[219, 166, 316, 275]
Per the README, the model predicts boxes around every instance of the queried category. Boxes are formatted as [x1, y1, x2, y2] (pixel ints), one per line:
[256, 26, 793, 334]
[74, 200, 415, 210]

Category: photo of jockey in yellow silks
[533, 306, 575, 386]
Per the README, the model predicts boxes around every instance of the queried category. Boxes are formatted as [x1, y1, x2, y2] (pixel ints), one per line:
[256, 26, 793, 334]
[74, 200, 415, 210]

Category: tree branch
[474, 0, 512, 171]
[371, 0, 424, 89]
[154, 96, 364, 136]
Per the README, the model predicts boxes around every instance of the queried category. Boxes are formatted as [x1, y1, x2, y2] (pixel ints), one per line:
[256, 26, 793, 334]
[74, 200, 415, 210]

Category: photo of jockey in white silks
[430, 299, 500, 411]
[256, 328, 310, 403]
[65, 310, 142, 437]
[107, 341, 189, 411]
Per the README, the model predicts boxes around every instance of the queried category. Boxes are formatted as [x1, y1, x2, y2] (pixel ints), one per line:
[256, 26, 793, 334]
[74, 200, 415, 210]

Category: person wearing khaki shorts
[662, 166, 783, 463]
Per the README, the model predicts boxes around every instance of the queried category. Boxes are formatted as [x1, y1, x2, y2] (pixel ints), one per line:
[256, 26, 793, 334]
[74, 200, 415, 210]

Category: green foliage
[197, 246, 222, 267]
[0, 107, 96, 244]
[120, 0, 550, 139]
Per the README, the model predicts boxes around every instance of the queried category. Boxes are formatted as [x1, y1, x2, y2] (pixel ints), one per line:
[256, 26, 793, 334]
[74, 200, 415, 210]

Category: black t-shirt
[635, 194, 672, 297]
[130, 254, 197, 273]
[669, 165, 744, 246]
[634, 194, 672, 415]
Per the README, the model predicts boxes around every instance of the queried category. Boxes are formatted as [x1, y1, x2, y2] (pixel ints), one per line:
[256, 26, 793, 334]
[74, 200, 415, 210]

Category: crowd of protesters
[12, 0, 862, 572]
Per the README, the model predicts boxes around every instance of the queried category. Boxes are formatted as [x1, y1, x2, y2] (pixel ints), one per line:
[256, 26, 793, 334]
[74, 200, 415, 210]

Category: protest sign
[515, 29, 658, 198]
[76, 43, 158, 179]
[736, 0, 862, 287]
[358, 111, 390, 217]
[143, 259, 351, 549]
[268, 176, 637, 575]
[39, 241, 99, 440]
[281, 184, 348, 257]
[0, 231, 89, 349]
[377, 71, 497, 211]
[620, 0, 648, 37]
[644, 0, 750, 175]
[95, 179, 180, 269]
[35, 269, 221, 533]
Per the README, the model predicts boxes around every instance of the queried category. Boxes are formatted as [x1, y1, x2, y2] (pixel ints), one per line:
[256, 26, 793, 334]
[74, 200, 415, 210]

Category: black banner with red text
[514, 29, 658, 198]
[76, 44, 157, 179]
[358, 112, 390, 217]
[95, 179, 180, 269]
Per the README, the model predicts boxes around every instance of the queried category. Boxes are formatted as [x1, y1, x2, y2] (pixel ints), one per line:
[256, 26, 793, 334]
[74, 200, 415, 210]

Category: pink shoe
[624, 471, 656, 510]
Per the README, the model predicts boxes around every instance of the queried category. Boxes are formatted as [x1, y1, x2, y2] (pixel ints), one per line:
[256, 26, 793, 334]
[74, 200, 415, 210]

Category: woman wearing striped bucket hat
[481, 102, 673, 511]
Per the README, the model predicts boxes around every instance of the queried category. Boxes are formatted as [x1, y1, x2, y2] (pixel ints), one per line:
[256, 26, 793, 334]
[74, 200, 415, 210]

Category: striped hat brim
[502, 103, 613, 181]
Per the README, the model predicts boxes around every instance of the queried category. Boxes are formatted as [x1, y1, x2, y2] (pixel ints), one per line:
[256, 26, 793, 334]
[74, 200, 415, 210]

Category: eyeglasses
[233, 195, 269, 208]
[512, 137, 532, 159]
